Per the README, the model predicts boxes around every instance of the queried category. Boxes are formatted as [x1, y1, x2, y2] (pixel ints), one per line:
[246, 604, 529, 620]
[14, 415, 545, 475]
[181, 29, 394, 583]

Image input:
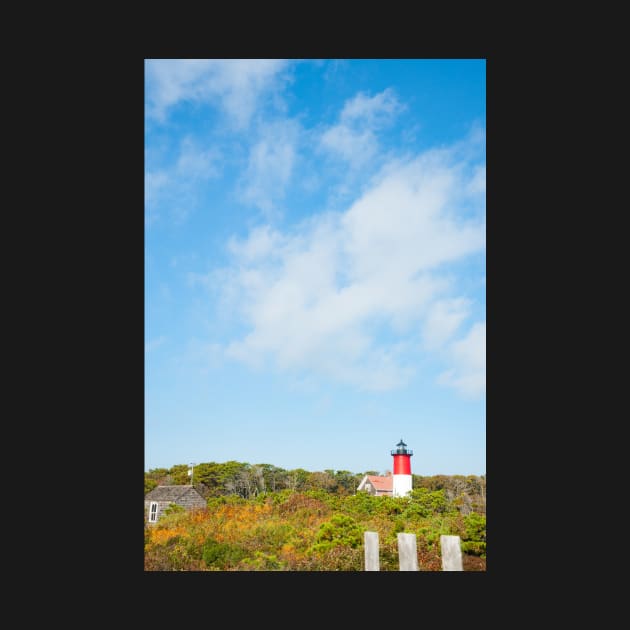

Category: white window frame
[149, 501, 159, 522]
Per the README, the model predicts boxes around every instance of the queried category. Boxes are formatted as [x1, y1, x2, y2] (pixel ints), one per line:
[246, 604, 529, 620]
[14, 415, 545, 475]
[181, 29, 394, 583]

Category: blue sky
[145, 59, 485, 476]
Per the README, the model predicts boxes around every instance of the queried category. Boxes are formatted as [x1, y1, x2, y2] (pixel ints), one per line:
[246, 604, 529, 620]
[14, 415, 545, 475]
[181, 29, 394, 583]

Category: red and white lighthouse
[391, 438, 413, 497]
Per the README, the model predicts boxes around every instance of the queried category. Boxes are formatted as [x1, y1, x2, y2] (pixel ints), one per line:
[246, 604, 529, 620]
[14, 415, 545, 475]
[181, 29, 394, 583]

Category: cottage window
[149, 502, 158, 522]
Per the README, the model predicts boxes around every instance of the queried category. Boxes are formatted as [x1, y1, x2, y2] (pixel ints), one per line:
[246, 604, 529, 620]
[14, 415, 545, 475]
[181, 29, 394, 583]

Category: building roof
[145, 485, 202, 502]
[366, 475, 393, 492]
[357, 474, 393, 493]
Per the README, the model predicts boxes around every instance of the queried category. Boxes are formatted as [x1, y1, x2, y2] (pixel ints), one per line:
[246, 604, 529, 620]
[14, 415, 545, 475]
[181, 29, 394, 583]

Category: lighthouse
[391, 438, 413, 497]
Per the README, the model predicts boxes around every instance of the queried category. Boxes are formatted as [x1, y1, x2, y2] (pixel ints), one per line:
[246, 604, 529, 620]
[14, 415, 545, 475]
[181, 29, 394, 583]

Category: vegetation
[144, 462, 486, 571]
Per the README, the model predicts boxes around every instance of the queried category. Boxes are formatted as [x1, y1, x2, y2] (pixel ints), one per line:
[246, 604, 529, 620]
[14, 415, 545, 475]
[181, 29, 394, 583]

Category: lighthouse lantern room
[391, 438, 413, 497]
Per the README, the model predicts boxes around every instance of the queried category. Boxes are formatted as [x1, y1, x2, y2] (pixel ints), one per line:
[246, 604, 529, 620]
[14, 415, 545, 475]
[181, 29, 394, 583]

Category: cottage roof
[366, 475, 393, 492]
[357, 474, 393, 493]
[145, 485, 201, 502]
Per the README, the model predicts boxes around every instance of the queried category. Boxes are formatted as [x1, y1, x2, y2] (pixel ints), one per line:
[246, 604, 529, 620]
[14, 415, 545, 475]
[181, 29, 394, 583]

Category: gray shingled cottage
[145, 485, 207, 524]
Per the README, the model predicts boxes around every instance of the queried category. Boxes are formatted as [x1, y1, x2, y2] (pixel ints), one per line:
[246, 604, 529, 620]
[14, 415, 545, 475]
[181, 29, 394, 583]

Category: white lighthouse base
[393, 474, 412, 497]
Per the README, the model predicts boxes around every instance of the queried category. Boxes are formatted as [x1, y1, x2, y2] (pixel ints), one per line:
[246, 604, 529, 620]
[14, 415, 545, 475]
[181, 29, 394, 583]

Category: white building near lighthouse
[357, 438, 414, 498]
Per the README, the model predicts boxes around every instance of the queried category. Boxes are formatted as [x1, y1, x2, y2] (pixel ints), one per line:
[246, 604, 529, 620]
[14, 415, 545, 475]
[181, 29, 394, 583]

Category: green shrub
[341, 492, 380, 517]
[408, 488, 450, 515]
[238, 551, 284, 570]
[202, 538, 248, 569]
[309, 514, 362, 554]
[461, 512, 486, 557]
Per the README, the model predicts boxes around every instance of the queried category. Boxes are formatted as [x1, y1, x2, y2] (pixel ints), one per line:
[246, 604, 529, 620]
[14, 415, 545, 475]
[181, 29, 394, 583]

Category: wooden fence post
[440, 535, 463, 571]
[397, 533, 419, 571]
[364, 531, 380, 571]
[364, 531, 466, 571]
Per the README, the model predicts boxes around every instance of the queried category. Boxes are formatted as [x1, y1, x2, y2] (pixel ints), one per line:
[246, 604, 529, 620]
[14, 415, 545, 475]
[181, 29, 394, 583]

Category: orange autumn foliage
[149, 526, 189, 545]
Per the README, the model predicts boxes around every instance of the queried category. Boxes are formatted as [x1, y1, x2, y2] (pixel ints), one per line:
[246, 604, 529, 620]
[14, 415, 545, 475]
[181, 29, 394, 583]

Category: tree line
[145, 461, 486, 516]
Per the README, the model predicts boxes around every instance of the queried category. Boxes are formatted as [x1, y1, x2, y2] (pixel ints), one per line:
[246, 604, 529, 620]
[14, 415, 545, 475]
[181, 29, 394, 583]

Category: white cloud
[319, 88, 403, 168]
[227, 225, 283, 262]
[468, 165, 486, 194]
[238, 120, 298, 218]
[341, 150, 485, 281]
[340, 88, 403, 124]
[422, 298, 472, 350]
[210, 140, 485, 392]
[145, 59, 290, 128]
[145, 171, 170, 225]
[320, 126, 377, 166]
[145, 136, 221, 226]
[146, 170, 170, 193]
[176, 137, 221, 179]
[437, 322, 486, 398]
